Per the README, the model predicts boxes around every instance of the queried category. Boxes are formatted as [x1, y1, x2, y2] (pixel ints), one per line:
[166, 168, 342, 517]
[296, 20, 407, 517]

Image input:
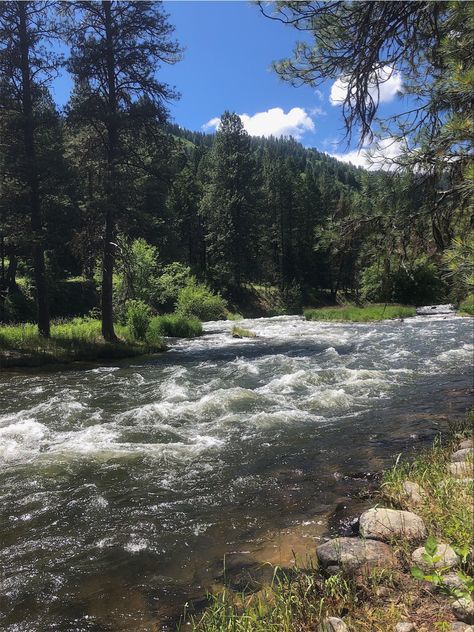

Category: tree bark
[18, 1, 50, 337]
[101, 0, 118, 342]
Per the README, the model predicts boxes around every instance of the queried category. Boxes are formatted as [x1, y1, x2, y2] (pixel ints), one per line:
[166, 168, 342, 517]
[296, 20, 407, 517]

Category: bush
[176, 281, 227, 321]
[114, 238, 160, 315]
[360, 257, 445, 305]
[126, 299, 152, 341]
[460, 294, 474, 315]
[155, 262, 193, 312]
[146, 314, 202, 341]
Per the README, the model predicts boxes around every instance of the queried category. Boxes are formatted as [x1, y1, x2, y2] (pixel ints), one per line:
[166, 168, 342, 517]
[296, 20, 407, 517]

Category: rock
[359, 508, 426, 542]
[443, 572, 466, 591]
[452, 597, 474, 624]
[452, 448, 473, 462]
[316, 537, 396, 575]
[451, 623, 474, 631]
[319, 617, 349, 632]
[412, 542, 459, 570]
[395, 623, 415, 632]
[401, 481, 423, 505]
[449, 462, 473, 478]
[459, 439, 473, 450]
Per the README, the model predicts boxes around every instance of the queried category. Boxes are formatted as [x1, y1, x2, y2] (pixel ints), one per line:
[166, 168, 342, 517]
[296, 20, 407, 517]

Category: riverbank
[187, 411, 474, 632]
[0, 318, 165, 368]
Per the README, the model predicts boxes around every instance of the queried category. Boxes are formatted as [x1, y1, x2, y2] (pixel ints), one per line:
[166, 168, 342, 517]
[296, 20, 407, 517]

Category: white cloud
[330, 137, 405, 171]
[330, 65, 402, 106]
[202, 107, 315, 140]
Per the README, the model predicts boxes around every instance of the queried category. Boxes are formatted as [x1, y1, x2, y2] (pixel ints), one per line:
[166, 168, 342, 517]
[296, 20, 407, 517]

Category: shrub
[460, 294, 474, 315]
[155, 262, 194, 312]
[146, 314, 202, 341]
[176, 281, 227, 321]
[126, 299, 152, 341]
[114, 238, 160, 314]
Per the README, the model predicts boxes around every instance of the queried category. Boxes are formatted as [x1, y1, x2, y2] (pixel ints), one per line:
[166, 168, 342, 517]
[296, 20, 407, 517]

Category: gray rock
[443, 572, 466, 592]
[459, 439, 473, 450]
[452, 597, 474, 624]
[401, 481, 423, 505]
[319, 617, 349, 632]
[449, 462, 473, 478]
[359, 508, 426, 542]
[450, 622, 474, 631]
[412, 542, 459, 570]
[395, 623, 415, 632]
[417, 304, 455, 315]
[452, 448, 473, 462]
[316, 537, 396, 575]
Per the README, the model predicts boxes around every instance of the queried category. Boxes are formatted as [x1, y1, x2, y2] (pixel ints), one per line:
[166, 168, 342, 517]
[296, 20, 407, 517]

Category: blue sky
[52, 1, 407, 168]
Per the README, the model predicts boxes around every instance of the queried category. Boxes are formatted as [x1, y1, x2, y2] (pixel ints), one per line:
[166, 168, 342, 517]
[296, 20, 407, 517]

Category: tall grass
[147, 314, 202, 339]
[304, 304, 416, 322]
[459, 294, 474, 315]
[0, 317, 164, 367]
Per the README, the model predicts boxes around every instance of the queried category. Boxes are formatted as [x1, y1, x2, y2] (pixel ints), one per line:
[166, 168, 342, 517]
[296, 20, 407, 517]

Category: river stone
[459, 439, 473, 450]
[359, 508, 426, 542]
[449, 462, 473, 478]
[452, 598, 474, 624]
[412, 542, 459, 570]
[443, 572, 466, 591]
[452, 448, 474, 462]
[319, 617, 349, 632]
[316, 537, 396, 574]
[401, 481, 423, 505]
[395, 623, 415, 632]
[451, 623, 474, 631]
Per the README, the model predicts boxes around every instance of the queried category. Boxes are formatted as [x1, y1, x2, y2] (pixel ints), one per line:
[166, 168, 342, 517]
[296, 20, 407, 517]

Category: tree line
[0, 1, 472, 340]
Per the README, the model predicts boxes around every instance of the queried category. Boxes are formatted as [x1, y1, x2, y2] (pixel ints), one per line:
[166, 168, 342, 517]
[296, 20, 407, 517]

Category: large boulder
[359, 508, 426, 542]
[319, 617, 349, 632]
[316, 537, 396, 575]
[412, 542, 459, 570]
[452, 448, 473, 462]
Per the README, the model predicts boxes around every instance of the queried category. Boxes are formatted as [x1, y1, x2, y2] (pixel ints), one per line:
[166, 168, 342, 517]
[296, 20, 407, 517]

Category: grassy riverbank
[0, 318, 165, 368]
[304, 303, 416, 322]
[185, 412, 474, 631]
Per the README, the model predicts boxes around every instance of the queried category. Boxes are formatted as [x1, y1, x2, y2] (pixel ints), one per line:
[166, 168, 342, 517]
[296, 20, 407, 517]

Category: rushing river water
[1, 315, 473, 631]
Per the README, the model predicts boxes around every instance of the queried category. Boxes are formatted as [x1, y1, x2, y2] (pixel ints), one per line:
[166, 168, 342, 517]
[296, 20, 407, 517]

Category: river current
[1, 315, 473, 631]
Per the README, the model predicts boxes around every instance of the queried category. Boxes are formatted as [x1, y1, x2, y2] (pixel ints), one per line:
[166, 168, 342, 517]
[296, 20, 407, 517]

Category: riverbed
[0, 315, 472, 631]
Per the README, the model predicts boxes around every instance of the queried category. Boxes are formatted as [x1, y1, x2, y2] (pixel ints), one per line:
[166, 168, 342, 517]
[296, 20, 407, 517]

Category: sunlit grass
[304, 303, 416, 322]
[459, 294, 474, 316]
[0, 317, 165, 367]
[231, 325, 256, 338]
[147, 313, 202, 339]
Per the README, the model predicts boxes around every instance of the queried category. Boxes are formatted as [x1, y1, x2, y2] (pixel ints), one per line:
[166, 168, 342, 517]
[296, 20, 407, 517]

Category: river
[0, 315, 472, 631]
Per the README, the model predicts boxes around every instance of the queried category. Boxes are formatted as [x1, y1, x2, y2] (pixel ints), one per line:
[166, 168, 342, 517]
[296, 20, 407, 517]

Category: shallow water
[0, 315, 472, 631]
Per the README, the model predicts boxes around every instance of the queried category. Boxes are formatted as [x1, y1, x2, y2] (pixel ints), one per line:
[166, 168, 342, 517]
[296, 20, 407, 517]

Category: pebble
[452, 597, 474, 624]
[319, 617, 348, 632]
[452, 448, 474, 462]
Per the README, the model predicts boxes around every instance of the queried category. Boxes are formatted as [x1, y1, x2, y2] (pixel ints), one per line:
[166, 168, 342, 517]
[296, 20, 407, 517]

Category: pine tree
[63, 1, 181, 340]
[0, 1, 61, 336]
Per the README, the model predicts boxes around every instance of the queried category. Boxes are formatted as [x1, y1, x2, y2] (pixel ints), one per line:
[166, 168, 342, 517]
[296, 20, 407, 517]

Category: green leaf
[425, 536, 438, 556]
[411, 566, 425, 580]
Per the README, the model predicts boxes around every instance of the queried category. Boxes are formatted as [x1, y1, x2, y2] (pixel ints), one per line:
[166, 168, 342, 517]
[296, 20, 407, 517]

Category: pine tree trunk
[101, 0, 118, 342]
[18, 2, 50, 337]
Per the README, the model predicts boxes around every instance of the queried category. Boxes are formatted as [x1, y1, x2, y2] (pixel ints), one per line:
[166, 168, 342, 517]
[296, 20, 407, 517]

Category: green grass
[459, 294, 474, 316]
[0, 317, 165, 368]
[147, 314, 203, 339]
[304, 303, 416, 322]
[382, 413, 474, 553]
[226, 311, 244, 321]
[231, 325, 256, 338]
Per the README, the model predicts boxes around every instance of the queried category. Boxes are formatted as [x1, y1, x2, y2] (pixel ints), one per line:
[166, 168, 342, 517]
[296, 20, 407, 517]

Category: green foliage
[460, 294, 474, 316]
[146, 314, 202, 341]
[154, 262, 193, 312]
[443, 232, 474, 301]
[176, 281, 227, 321]
[304, 304, 416, 322]
[114, 238, 161, 310]
[226, 312, 244, 321]
[126, 299, 152, 341]
[360, 258, 445, 305]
